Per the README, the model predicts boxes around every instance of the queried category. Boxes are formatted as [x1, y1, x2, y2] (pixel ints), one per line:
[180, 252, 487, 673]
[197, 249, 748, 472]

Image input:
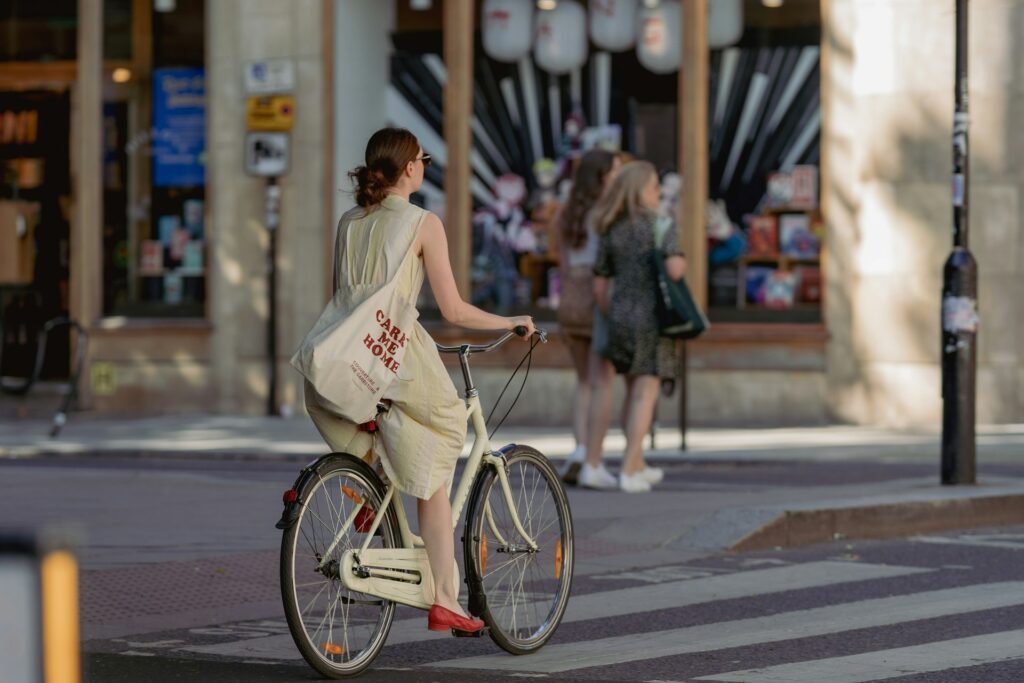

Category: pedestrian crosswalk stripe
[561, 561, 927, 623]
[428, 580, 1024, 673]
[914, 533, 1024, 551]
[696, 628, 1024, 682]
[178, 561, 926, 660]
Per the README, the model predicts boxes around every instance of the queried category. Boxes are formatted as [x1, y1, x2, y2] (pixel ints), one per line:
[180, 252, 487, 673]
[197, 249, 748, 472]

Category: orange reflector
[322, 642, 344, 655]
[480, 532, 488, 573]
[554, 538, 563, 580]
[341, 485, 363, 505]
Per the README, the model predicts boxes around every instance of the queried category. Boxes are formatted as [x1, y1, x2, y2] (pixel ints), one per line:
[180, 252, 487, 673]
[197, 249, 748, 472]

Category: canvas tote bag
[290, 221, 421, 424]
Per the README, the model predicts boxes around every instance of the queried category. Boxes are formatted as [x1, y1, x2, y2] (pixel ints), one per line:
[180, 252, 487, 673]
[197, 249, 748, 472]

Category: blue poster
[152, 68, 206, 187]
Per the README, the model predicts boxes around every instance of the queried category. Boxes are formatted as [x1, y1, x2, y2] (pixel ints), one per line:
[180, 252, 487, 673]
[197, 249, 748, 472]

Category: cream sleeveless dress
[303, 194, 468, 500]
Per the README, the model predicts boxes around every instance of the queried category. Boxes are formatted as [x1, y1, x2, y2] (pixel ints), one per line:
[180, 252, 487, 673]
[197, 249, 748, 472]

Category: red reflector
[283, 489, 298, 504]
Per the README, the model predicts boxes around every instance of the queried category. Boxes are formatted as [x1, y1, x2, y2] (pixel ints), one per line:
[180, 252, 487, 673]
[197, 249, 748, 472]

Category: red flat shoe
[427, 604, 485, 634]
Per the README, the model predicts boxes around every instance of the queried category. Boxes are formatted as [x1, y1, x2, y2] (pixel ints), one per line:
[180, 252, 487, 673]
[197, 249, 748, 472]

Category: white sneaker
[619, 471, 653, 493]
[579, 463, 618, 490]
[639, 466, 664, 485]
[567, 445, 587, 463]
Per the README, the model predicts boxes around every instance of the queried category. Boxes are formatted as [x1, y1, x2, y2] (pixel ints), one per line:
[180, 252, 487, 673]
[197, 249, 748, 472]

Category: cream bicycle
[276, 328, 574, 678]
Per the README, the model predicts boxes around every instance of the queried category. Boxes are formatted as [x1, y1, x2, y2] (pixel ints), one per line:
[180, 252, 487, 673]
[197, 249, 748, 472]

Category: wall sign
[244, 59, 296, 95]
[245, 96, 295, 132]
[245, 132, 290, 177]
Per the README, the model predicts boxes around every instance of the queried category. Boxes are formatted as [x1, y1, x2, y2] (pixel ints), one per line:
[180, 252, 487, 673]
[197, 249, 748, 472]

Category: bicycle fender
[462, 448, 519, 617]
[274, 452, 349, 530]
[462, 468, 489, 617]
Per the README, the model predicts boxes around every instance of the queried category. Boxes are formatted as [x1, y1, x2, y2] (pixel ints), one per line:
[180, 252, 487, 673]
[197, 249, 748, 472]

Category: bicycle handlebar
[436, 327, 547, 355]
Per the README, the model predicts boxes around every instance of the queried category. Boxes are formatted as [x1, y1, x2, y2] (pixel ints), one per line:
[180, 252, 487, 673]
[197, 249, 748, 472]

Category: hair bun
[349, 165, 391, 207]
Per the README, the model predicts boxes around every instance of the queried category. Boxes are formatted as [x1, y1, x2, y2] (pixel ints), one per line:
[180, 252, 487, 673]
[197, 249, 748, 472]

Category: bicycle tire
[280, 454, 400, 679]
[463, 445, 574, 655]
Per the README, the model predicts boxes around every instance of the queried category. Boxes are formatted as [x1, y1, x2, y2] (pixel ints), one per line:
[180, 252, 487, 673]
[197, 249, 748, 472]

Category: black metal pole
[941, 0, 977, 484]
[266, 177, 281, 417]
[678, 341, 688, 452]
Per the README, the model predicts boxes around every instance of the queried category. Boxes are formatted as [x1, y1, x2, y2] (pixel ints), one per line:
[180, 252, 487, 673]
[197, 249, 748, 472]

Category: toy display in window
[471, 174, 536, 314]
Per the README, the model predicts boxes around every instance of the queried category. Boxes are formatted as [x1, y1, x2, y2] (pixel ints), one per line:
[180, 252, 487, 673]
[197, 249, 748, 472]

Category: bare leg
[585, 353, 615, 467]
[417, 487, 466, 616]
[622, 375, 660, 475]
[565, 335, 592, 449]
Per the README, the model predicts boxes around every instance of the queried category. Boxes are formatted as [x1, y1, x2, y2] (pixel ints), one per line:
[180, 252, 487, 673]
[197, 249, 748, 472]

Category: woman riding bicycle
[301, 127, 535, 634]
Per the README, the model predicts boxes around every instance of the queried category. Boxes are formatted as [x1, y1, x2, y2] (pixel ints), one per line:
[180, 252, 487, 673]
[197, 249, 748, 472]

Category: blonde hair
[593, 160, 657, 235]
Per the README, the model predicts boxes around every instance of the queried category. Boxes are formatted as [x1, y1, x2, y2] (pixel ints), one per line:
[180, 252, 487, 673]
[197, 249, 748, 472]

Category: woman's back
[597, 211, 662, 323]
[335, 195, 425, 299]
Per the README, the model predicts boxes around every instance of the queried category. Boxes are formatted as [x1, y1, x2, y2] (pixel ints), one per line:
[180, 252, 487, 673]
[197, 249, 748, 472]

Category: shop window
[0, 1, 134, 62]
[381, 1, 820, 323]
[705, 1, 822, 323]
[103, 0, 206, 317]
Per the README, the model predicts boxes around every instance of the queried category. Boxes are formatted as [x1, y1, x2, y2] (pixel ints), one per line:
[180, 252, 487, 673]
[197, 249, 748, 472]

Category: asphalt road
[3, 456, 1024, 682]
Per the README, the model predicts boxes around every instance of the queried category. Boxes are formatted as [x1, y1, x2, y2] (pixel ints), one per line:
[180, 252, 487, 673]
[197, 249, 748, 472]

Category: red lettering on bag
[387, 341, 399, 355]
[363, 334, 374, 349]
[376, 310, 385, 323]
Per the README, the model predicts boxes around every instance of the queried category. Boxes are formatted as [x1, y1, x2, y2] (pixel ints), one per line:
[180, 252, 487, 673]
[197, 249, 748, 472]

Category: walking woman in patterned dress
[590, 161, 686, 492]
[301, 128, 535, 631]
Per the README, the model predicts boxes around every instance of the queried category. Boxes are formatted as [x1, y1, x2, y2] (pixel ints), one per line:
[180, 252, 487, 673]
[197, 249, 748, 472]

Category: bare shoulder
[419, 211, 445, 241]
[421, 210, 444, 232]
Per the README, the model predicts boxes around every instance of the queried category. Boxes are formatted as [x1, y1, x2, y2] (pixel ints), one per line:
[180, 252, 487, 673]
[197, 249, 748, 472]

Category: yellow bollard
[41, 549, 80, 683]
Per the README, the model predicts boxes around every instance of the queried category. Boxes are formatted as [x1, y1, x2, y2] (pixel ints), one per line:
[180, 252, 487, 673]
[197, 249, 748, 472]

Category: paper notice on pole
[952, 174, 965, 207]
[942, 295, 978, 334]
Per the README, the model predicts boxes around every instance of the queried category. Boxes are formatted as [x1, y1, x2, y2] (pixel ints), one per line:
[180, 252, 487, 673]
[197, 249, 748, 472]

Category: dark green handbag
[653, 217, 709, 340]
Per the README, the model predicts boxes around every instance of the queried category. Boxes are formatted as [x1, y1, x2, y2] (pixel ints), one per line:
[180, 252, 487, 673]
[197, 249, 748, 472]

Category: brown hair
[348, 127, 421, 207]
[593, 160, 658, 235]
[559, 149, 618, 249]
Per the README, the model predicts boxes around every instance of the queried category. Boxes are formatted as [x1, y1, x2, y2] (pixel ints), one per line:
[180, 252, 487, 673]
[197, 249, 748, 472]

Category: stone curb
[731, 488, 1024, 552]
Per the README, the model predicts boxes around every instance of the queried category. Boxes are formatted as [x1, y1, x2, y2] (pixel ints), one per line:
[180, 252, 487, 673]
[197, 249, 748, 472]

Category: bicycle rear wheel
[464, 445, 574, 654]
[280, 454, 399, 679]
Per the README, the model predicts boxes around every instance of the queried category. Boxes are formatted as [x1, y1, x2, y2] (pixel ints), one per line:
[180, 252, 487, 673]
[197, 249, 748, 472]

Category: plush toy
[707, 198, 746, 267]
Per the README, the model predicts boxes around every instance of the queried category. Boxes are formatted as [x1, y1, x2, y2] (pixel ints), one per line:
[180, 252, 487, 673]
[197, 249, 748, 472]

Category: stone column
[207, 0, 328, 414]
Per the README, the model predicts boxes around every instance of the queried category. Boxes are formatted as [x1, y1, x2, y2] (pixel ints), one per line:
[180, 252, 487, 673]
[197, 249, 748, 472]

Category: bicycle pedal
[451, 627, 487, 638]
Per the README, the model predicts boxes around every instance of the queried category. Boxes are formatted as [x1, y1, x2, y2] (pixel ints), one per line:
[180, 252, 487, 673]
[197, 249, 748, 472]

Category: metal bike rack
[0, 314, 88, 438]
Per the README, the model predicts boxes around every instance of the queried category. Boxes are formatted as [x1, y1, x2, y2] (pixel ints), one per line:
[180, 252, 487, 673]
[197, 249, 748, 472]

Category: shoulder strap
[653, 215, 673, 249]
[332, 218, 342, 293]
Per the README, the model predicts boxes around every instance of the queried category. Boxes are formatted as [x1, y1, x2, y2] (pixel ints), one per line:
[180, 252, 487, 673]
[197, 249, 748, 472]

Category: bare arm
[593, 276, 611, 316]
[666, 255, 686, 281]
[419, 213, 535, 335]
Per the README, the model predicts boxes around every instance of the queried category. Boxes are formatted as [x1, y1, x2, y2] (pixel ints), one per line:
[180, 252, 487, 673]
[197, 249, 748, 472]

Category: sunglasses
[416, 153, 432, 168]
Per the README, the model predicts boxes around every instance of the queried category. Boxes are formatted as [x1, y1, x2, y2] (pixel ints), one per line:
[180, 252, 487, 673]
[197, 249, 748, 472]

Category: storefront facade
[2, 0, 1021, 426]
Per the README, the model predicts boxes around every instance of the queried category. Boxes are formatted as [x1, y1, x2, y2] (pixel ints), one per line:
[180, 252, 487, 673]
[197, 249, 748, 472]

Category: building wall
[824, 0, 1023, 425]
[207, 0, 328, 415]
[332, 0, 396, 228]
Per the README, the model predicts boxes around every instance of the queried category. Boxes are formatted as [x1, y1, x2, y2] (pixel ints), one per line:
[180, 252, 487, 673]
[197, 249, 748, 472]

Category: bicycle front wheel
[280, 454, 399, 679]
[464, 445, 574, 654]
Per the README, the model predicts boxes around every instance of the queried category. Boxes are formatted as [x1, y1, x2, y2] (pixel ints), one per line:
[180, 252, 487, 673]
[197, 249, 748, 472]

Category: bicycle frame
[328, 330, 544, 610]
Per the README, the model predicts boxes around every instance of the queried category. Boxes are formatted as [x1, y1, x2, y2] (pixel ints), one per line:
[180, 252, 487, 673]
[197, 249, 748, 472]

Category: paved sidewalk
[4, 413, 1024, 462]
[3, 415, 1024, 552]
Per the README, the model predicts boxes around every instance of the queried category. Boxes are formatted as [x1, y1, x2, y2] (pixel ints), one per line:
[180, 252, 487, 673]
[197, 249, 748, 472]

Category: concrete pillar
[207, 0, 328, 414]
